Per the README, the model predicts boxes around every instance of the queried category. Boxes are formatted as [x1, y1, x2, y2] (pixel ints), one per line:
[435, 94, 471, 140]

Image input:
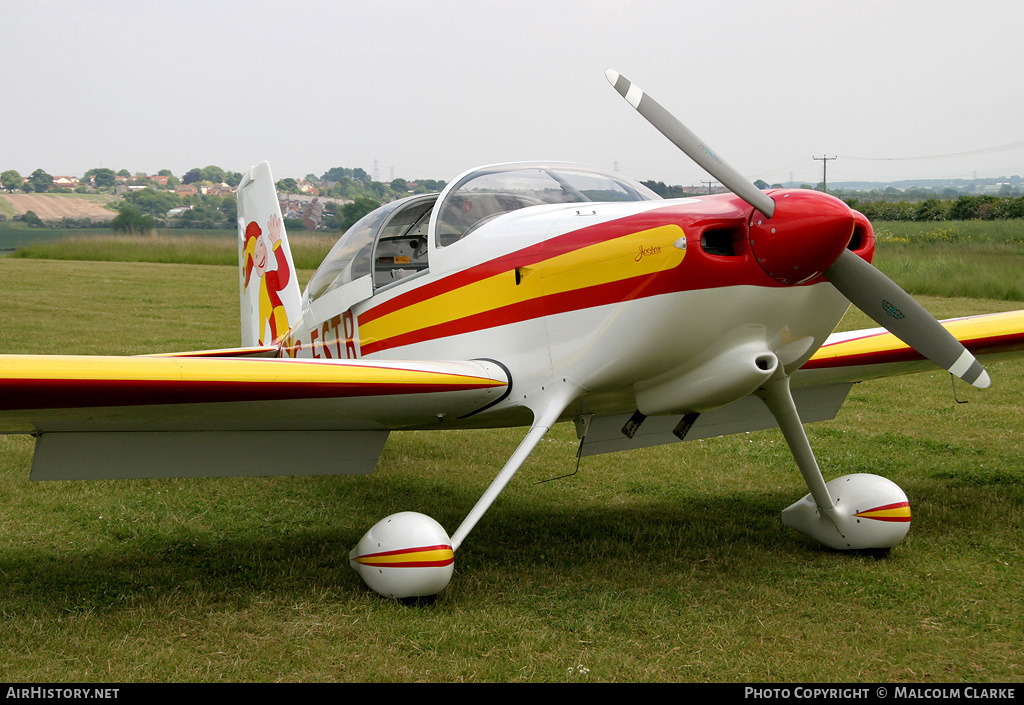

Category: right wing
[580, 309, 1024, 456]
[794, 309, 1024, 386]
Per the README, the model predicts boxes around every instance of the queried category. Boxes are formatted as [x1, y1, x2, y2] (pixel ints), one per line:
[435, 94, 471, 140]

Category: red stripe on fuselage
[359, 201, 759, 326]
[358, 200, 812, 354]
[360, 264, 699, 355]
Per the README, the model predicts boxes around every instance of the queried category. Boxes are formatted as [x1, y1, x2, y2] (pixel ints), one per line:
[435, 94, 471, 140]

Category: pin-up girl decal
[242, 213, 291, 345]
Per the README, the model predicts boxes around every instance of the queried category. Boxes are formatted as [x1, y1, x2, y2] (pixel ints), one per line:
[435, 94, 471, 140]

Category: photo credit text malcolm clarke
[743, 687, 1017, 701]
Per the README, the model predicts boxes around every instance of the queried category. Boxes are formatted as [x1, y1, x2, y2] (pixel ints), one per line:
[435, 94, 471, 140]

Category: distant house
[175, 184, 198, 197]
[52, 176, 79, 190]
[201, 182, 234, 197]
[296, 179, 320, 196]
[303, 198, 325, 230]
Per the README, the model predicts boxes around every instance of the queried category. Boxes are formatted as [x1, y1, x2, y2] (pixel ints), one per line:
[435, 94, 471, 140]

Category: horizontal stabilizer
[148, 345, 281, 358]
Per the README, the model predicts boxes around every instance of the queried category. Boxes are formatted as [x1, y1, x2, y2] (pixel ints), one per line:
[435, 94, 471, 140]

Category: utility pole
[701, 180, 718, 194]
[813, 155, 837, 192]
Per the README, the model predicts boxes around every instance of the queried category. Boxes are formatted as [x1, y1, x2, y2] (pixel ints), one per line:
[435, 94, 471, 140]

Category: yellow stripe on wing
[810, 310, 1024, 364]
[0, 355, 506, 389]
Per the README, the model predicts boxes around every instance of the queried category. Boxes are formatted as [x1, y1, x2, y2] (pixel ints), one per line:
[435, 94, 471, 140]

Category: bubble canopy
[304, 163, 660, 303]
[433, 162, 661, 246]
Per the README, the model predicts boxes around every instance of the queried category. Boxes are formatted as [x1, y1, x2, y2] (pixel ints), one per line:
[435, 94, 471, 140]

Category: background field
[0, 193, 117, 222]
[0, 234, 1021, 682]
[1, 223, 335, 271]
[5, 218, 1024, 300]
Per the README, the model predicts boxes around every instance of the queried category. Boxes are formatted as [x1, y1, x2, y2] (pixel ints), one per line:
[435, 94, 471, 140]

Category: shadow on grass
[2, 474, 984, 614]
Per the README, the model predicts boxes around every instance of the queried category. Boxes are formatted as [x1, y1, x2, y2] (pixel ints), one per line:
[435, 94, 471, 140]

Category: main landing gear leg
[350, 379, 585, 599]
[756, 375, 911, 550]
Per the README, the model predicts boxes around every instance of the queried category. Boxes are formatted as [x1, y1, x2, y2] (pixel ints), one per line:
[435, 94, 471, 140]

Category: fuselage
[282, 164, 872, 429]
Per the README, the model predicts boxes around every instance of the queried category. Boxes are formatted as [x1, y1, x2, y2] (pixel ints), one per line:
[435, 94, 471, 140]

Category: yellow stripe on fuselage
[360, 224, 686, 347]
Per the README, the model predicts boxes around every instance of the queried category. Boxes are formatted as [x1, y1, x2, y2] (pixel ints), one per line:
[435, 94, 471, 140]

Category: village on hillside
[2, 163, 1022, 232]
[0, 166, 447, 232]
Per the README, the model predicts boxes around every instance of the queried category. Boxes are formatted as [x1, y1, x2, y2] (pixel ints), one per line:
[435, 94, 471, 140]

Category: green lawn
[0, 257, 1020, 682]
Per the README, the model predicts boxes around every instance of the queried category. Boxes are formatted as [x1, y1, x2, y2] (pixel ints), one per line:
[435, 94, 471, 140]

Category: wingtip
[604, 68, 620, 85]
[972, 369, 992, 389]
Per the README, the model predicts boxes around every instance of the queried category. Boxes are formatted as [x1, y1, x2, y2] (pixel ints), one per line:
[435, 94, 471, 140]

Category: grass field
[0, 250, 1021, 681]
[6, 218, 1024, 301]
[0, 192, 117, 223]
[873, 220, 1024, 301]
[2, 224, 336, 271]
[0, 224, 114, 254]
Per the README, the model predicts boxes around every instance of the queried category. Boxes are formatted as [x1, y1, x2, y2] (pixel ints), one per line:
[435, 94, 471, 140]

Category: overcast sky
[5, 0, 1023, 187]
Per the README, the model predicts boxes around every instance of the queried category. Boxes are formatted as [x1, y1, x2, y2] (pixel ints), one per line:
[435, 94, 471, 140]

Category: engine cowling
[635, 325, 779, 415]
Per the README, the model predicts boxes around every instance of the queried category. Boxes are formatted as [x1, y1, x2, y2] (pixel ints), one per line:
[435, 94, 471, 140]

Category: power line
[813, 155, 837, 192]
[840, 140, 1024, 162]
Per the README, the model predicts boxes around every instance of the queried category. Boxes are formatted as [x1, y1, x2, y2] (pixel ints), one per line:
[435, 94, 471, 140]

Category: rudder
[236, 162, 302, 347]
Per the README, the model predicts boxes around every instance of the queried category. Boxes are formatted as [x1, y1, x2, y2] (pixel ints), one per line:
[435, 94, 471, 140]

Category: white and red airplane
[2, 71, 1022, 599]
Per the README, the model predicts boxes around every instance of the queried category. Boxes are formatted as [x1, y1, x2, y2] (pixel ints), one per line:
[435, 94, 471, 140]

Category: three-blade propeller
[606, 69, 990, 389]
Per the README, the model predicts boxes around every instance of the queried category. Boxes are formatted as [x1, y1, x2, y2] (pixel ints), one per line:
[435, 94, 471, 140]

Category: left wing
[0, 355, 509, 480]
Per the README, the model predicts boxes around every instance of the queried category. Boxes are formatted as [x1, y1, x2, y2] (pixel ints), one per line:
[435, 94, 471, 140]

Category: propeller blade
[825, 249, 990, 388]
[605, 69, 776, 218]
[606, 69, 989, 389]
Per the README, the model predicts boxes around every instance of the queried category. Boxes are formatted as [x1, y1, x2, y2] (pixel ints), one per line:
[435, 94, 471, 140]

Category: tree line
[640, 178, 1024, 223]
[843, 194, 1024, 222]
[15, 162, 1023, 233]
[1, 163, 450, 234]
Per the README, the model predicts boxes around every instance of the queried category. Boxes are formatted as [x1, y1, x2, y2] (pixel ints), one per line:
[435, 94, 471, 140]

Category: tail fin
[236, 162, 302, 347]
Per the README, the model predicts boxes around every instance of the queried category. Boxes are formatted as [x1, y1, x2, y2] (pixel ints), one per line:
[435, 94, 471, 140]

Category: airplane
[1, 70, 1023, 600]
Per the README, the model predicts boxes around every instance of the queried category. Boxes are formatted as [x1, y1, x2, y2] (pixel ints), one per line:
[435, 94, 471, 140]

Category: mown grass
[0, 256, 1021, 682]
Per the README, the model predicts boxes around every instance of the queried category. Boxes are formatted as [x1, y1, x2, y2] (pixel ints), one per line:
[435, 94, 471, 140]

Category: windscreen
[434, 165, 659, 246]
